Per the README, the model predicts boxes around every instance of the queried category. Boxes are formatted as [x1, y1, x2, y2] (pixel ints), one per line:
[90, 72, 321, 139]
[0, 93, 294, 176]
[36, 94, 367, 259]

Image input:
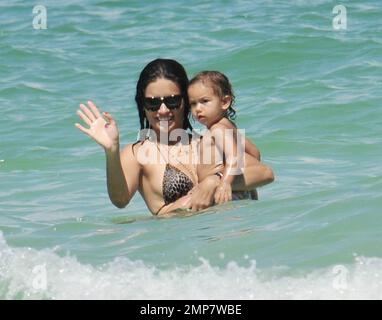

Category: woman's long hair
[135, 58, 193, 131]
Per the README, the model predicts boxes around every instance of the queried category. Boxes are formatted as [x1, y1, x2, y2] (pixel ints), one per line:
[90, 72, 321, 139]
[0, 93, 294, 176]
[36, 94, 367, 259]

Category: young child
[188, 71, 261, 204]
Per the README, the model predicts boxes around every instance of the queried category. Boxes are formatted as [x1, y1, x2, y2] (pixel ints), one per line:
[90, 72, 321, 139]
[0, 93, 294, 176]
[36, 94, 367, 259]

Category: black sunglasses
[144, 94, 183, 111]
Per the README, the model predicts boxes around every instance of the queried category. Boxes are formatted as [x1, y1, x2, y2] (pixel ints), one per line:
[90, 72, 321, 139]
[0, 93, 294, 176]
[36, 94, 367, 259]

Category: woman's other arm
[232, 154, 274, 191]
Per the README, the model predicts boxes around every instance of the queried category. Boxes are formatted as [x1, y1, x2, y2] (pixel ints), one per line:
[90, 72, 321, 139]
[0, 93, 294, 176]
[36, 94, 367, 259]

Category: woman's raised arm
[75, 101, 140, 208]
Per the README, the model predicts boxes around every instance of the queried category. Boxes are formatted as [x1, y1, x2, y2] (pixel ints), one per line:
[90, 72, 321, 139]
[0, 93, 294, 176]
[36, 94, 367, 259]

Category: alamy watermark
[32, 5, 47, 30]
[32, 263, 47, 291]
[332, 265, 349, 290]
[134, 126, 246, 175]
[31, 5, 347, 31]
[332, 5, 347, 30]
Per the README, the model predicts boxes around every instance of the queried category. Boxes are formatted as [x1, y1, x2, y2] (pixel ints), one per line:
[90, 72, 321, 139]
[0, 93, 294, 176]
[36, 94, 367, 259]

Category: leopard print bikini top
[133, 137, 196, 215]
[162, 163, 194, 205]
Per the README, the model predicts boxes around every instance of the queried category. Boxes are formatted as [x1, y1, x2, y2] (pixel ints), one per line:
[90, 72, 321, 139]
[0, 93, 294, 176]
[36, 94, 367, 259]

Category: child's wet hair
[189, 70, 236, 120]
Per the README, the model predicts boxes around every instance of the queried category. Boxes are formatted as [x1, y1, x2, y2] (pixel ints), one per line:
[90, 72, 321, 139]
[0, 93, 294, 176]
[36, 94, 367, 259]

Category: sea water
[0, 0, 381, 299]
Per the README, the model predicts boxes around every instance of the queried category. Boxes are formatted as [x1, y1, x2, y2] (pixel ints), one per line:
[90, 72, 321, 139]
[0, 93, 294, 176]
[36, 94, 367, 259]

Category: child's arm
[245, 137, 261, 161]
[197, 125, 273, 203]
[210, 124, 243, 204]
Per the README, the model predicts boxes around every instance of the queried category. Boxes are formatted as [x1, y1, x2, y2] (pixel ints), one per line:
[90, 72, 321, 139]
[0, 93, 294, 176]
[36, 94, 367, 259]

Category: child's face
[188, 82, 230, 128]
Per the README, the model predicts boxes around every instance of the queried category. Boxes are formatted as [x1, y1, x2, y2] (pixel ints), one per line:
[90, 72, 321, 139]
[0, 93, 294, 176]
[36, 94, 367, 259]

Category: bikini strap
[131, 137, 150, 157]
[155, 203, 167, 216]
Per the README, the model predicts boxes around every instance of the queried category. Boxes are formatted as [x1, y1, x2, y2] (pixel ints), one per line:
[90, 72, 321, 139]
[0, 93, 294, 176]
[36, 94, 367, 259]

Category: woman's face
[144, 78, 185, 137]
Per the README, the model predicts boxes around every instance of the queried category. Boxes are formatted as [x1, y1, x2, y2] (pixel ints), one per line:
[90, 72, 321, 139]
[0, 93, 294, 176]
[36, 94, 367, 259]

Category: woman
[75, 58, 274, 215]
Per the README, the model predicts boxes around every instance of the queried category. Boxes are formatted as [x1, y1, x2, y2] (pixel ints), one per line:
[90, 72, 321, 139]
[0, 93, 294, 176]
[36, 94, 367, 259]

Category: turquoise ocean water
[1, 0, 381, 299]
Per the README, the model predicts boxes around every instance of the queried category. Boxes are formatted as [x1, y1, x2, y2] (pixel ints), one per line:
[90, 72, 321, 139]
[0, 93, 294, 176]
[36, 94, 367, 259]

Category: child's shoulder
[210, 118, 237, 132]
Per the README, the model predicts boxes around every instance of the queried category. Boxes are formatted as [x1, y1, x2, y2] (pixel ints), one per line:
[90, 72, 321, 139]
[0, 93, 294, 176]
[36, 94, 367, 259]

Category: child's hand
[214, 181, 232, 205]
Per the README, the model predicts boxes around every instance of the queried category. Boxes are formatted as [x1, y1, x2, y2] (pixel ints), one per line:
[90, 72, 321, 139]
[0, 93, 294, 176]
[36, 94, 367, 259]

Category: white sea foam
[0, 232, 381, 300]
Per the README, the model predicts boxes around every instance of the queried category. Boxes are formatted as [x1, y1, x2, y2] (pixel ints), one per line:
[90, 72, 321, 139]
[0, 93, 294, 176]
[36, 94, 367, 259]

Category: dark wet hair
[135, 58, 192, 131]
[189, 70, 236, 120]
